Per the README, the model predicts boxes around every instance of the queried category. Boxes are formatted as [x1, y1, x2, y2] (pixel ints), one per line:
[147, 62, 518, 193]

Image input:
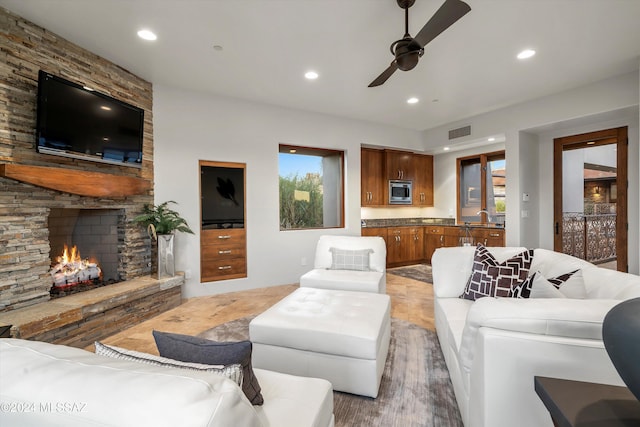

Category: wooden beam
[0, 164, 151, 198]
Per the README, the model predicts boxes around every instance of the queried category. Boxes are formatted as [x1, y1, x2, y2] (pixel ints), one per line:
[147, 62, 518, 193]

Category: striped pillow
[94, 341, 243, 386]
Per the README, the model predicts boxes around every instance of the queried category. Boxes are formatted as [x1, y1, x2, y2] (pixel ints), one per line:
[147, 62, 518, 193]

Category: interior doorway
[553, 127, 628, 272]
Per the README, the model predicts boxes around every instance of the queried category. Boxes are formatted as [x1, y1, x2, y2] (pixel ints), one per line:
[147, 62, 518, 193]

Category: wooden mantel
[0, 164, 151, 198]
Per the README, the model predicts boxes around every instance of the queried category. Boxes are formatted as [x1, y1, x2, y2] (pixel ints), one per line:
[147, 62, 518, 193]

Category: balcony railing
[562, 212, 616, 264]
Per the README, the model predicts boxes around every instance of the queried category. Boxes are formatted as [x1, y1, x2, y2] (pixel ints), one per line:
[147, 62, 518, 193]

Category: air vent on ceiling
[448, 125, 471, 140]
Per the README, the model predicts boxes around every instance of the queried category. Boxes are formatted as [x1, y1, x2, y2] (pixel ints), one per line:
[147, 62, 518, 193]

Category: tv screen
[36, 70, 144, 168]
[201, 165, 245, 229]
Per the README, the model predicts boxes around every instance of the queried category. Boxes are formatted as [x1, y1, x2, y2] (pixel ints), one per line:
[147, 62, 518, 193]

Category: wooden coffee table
[534, 376, 640, 427]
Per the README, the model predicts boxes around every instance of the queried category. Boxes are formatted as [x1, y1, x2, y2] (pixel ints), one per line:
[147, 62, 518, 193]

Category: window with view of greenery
[279, 145, 344, 230]
[457, 151, 506, 225]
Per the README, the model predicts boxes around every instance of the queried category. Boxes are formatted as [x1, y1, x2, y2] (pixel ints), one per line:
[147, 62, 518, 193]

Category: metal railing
[562, 213, 616, 264]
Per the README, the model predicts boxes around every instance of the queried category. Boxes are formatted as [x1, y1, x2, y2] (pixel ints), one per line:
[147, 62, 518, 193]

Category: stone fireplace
[47, 208, 124, 297]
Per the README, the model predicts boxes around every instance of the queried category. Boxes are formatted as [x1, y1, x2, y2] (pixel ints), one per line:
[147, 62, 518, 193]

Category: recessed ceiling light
[213, 45, 223, 51]
[137, 29, 157, 41]
[443, 147, 450, 151]
[289, 149, 297, 154]
[587, 141, 596, 145]
[407, 97, 419, 104]
[305, 71, 319, 80]
[488, 137, 496, 142]
[100, 106, 111, 111]
[517, 49, 536, 60]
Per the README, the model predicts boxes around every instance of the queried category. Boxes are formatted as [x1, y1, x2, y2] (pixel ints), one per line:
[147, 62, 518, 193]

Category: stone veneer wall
[0, 8, 155, 312]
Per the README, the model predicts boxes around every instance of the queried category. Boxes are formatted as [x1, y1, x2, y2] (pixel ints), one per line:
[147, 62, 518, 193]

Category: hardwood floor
[98, 272, 434, 355]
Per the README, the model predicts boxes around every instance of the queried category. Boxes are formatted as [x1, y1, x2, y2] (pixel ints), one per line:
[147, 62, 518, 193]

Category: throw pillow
[94, 341, 243, 386]
[513, 272, 566, 299]
[329, 247, 373, 271]
[153, 330, 263, 405]
[459, 244, 534, 301]
[548, 269, 586, 298]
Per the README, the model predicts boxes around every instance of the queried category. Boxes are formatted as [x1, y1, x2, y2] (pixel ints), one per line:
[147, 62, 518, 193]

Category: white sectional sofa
[431, 246, 640, 427]
[0, 338, 334, 427]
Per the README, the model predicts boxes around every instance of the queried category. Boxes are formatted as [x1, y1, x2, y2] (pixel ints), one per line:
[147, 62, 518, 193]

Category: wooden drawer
[202, 258, 247, 280]
[424, 226, 444, 235]
[201, 228, 246, 246]
[201, 244, 246, 260]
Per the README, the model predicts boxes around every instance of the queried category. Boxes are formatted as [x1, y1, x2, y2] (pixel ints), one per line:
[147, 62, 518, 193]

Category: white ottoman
[249, 287, 391, 398]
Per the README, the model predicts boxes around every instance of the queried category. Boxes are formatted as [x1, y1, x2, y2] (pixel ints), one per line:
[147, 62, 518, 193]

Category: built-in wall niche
[199, 160, 247, 282]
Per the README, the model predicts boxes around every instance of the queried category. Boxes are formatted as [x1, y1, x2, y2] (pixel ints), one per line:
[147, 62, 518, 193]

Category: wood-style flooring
[98, 272, 434, 355]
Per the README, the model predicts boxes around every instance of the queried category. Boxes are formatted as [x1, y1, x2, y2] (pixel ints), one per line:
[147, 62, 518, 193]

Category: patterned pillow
[153, 331, 263, 405]
[94, 341, 244, 386]
[329, 247, 373, 271]
[460, 244, 534, 301]
[512, 269, 581, 299]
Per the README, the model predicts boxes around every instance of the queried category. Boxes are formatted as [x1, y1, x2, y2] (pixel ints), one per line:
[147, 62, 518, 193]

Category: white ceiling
[2, 0, 639, 131]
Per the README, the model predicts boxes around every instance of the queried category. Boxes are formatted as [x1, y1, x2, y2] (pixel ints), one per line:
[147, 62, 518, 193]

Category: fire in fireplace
[50, 244, 102, 288]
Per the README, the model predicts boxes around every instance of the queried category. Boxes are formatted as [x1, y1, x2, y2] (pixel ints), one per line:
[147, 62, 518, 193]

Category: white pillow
[94, 341, 243, 386]
[529, 273, 566, 298]
[554, 269, 586, 298]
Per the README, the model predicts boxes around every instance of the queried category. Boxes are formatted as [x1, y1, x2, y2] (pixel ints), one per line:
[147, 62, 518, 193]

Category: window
[457, 151, 505, 225]
[278, 145, 344, 230]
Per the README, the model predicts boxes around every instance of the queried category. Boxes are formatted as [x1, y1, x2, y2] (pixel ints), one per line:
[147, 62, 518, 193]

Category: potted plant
[133, 201, 194, 278]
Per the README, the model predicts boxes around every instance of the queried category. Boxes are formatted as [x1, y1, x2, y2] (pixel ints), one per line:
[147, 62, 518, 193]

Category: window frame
[278, 144, 345, 231]
[456, 150, 505, 225]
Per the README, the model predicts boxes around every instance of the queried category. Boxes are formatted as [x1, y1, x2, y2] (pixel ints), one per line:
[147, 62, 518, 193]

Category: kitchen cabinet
[413, 154, 434, 206]
[387, 227, 424, 266]
[361, 227, 387, 240]
[473, 228, 505, 246]
[385, 150, 414, 181]
[424, 226, 445, 263]
[361, 148, 384, 206]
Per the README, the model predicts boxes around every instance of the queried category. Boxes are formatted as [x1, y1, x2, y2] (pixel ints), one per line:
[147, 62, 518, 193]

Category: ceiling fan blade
[413, 0, 471, 48]
[368, 62, 399, 87]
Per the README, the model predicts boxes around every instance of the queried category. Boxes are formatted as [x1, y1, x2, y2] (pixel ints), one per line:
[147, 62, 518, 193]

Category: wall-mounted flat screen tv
[36, 70, 144, 168]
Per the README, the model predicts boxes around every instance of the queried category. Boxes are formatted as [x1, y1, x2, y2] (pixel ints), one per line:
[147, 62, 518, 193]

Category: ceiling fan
[368, 0, 471, 87]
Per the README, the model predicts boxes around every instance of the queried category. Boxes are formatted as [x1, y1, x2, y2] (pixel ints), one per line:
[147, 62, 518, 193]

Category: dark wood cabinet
[413, 154, 434, 206]
[385, 150, 414, 181]
[386, 227, 424, 267]
[361, 148, 384, 206]
[424, 226, 445, 263]
[200, 160, 247, 282]
[201, 228, 247, 281]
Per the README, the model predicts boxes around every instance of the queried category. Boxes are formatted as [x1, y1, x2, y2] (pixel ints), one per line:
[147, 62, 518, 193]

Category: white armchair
[300, 235, 387, 293]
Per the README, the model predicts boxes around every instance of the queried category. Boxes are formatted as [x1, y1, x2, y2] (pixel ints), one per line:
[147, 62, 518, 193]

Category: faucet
[477, 210, 492, 223]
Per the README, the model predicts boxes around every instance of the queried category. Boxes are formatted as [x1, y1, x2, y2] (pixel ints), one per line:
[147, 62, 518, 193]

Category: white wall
[153, 85, 423, 298]
[422, 71, 640, 273]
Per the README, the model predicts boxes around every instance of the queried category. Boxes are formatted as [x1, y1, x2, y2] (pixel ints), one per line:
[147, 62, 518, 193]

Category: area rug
[388, 263, 433, 284]
[198, 316, 462, 427]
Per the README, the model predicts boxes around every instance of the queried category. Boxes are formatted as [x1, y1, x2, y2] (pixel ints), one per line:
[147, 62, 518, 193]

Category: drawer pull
[217, 235, 231, 239]
[218, 250, 232, 254]
[218, 265, 232, 270]
[489, 233, 501, 237]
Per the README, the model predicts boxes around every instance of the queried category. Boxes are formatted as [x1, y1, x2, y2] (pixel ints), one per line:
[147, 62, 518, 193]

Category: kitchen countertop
[361, 217, 504, 229]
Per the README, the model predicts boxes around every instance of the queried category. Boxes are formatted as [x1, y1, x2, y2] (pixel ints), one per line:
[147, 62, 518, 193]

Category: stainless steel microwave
[389, 180, 412, 204]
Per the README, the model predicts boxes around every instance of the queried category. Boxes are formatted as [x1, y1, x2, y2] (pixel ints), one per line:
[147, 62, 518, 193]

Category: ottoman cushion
[250, 287, 391, 397]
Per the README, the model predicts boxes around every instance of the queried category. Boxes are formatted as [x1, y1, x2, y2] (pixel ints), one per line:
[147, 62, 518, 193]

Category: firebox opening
[48, 208, 124, 297]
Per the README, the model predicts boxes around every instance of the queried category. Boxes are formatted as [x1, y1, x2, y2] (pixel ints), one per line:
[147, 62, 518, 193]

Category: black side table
[534, 376, 640, 427]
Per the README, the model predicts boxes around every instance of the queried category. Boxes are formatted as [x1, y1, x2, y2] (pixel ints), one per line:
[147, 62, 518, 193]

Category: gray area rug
[199, 316, 462, 427]
[388, 263, 433, 284]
